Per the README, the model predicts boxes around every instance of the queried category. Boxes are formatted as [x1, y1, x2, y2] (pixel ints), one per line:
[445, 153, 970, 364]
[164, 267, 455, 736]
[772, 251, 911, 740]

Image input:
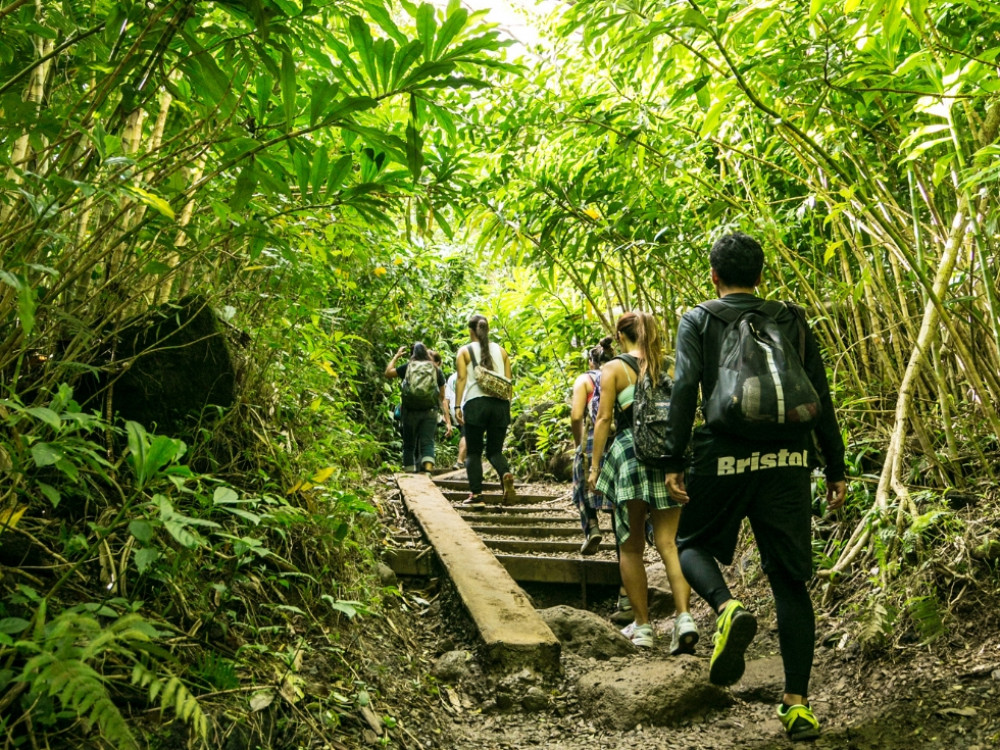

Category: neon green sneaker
[777, 703, 821, 741]
[708, 600, 757, 686]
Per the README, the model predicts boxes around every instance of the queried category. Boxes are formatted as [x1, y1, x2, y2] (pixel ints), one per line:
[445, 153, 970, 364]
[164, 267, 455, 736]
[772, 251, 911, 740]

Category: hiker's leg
[650, 506, 691, 613]
[416, 411, 436, 469]
[400, 409, 417, 471]
[768, 565, 814, 703]
[483, 398, 511, 479]
[463, 400, 487, 495]
[618, 499, 650, 624]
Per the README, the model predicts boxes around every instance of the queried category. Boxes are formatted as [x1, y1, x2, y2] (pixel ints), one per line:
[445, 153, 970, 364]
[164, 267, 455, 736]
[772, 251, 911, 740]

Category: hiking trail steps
[390, 471, 625, 673]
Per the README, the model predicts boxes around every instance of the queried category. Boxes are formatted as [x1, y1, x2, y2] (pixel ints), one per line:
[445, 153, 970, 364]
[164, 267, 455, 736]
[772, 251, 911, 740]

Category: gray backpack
[401, 360, 439, 410]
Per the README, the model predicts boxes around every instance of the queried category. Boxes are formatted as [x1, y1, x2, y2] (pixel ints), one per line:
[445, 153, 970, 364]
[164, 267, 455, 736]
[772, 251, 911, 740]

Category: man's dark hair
[710, 232, 764, 288]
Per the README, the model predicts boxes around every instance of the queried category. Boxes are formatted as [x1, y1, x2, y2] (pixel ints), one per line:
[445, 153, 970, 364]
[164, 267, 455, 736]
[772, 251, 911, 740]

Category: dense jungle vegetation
[1, 0, 999, 746]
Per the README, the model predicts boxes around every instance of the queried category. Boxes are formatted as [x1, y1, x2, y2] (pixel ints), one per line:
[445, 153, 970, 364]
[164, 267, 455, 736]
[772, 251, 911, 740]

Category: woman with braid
[454, 314, 516, 504]
[588, 312, 699, 654]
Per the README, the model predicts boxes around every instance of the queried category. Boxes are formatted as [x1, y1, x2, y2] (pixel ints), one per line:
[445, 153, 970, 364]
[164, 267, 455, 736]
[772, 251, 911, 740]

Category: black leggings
[680, 546, 815, 696]
[463, 397, 511, 494]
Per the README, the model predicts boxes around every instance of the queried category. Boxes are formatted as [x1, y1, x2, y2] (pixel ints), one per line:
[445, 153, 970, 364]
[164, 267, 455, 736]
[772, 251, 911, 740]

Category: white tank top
[463, 341, 505, 405]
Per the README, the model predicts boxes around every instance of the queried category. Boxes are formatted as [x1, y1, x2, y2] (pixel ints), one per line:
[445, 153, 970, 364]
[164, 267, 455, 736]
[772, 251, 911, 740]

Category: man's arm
[662, 312, 704, 473]
[797, 309, 847, 483]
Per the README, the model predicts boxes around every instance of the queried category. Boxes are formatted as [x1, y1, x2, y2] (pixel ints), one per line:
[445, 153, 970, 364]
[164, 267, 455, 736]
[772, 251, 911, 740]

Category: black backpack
[400, 360, 440, 410]
[699, 299, 820, 440]
[618, 354, 674, 465]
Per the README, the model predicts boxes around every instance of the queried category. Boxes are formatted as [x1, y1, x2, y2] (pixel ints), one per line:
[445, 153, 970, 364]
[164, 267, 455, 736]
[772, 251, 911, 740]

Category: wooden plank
[485, 539, 617, 554]
[458, 505, 571, 515]
[395, 474, 560, 674]
[383, 547, 438, 576]
[495, 555, 622, 586]
[470, 525, 582, 539]
[440, 490, 560, 504]
[387, 545, 620, 584]
[457, 513, 578, 526]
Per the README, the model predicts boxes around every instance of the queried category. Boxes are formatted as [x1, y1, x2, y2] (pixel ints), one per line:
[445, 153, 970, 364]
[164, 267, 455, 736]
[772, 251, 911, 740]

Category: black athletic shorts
[677, 433, 814, 581]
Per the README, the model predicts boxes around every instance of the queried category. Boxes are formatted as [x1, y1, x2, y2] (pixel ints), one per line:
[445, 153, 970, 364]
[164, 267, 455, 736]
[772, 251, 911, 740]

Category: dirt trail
[373, 477, 1000, 750]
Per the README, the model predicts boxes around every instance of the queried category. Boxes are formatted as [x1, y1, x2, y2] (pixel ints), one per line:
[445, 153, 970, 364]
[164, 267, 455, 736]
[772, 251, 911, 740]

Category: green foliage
[4, 608, 207, 748]
[906, 592, 945, 645]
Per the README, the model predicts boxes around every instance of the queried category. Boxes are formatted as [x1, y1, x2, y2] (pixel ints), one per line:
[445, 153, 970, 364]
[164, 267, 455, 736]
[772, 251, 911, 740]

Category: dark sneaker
[580, 522, 602, 555]
[461, 493, 482, 505]
[501, 472, 517, 504]
[777, 703, 821, 741]
[709, 600, 757, 686]
[670, 612, 700, 655]
[609, 595, 633, 624]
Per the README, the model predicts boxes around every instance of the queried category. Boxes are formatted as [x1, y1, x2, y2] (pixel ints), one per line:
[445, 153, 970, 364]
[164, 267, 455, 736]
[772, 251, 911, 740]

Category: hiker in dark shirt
[386, 342, 449, 473]
[661, 232, 847, 741]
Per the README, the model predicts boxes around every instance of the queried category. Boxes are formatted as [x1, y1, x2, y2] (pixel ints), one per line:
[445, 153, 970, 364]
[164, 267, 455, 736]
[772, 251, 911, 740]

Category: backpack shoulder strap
[758, 299, 785, 319]
[613, 354, 639, 383]
[783, 302, 809, 361]
[698, 299, 740, 323]
[757, 300, 808, 361]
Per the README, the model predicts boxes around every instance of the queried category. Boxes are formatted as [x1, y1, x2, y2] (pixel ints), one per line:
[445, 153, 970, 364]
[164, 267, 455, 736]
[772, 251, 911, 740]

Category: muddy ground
[348, 477, 1000, 750]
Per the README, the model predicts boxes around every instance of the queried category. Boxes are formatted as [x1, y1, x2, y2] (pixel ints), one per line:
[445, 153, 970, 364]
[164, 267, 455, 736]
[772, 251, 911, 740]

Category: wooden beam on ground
[395, 473, 561, 675]
[383, 547, 438, 576]
[495, 555, 622, 585]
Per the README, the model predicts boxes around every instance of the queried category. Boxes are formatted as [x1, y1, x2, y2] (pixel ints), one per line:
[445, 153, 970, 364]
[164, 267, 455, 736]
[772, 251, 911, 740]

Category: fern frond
[130, 662, 210, 742]
[15, 610, 207, 748]
[21, 652, 138, 749]
[907, 594, 944, 644]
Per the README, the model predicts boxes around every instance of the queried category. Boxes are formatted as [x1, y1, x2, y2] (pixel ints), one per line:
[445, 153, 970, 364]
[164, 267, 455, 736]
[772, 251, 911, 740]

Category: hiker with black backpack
[587, 312, 699, 654]
[385, 342, 450, 473]
[661, 232, 847, 742]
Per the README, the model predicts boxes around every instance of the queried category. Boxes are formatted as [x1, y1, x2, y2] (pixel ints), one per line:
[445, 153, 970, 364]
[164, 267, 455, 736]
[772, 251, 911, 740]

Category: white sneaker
[670, 612, 700, 655]
[621, 621, 654, 648]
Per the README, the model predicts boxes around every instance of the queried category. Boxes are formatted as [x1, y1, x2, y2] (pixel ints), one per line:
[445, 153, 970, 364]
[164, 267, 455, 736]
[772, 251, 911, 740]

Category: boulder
[577, 657, 732, 728]
[432, 650, 480, 684]
[538, 605, 634, 660]
[731, 655, 784, 704]
[81, 294, 240, 437]
[646, 563, 677, 618]
[509, 401, 565, 452]
[546, 450, 574, 482]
